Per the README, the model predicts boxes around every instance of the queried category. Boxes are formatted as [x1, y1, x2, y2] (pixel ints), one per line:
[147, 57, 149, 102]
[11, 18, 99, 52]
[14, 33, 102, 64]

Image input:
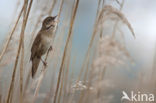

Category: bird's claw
[49, 46, 53, 51]
[43, 61, 47, 67]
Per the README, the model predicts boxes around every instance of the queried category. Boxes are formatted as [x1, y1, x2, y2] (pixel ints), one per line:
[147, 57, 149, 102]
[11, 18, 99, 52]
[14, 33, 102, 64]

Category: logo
[121, 91, 154, 102]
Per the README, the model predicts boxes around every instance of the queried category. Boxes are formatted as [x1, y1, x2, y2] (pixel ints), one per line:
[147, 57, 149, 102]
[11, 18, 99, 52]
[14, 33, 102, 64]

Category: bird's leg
[40, 58, 47, 66]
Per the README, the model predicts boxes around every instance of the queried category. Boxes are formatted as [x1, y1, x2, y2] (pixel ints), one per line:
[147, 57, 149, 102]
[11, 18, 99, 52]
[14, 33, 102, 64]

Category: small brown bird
[30, 15, 58, 78]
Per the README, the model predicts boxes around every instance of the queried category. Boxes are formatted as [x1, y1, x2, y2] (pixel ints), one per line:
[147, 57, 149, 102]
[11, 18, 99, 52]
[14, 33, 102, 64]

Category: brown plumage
[30, 16, 58, 78]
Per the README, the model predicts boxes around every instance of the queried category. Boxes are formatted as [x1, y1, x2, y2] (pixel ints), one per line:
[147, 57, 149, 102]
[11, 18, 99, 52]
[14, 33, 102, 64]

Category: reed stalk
[53, 0, 79, 103]
[6, 0, 33, 103]
[0, 5, 24, 62]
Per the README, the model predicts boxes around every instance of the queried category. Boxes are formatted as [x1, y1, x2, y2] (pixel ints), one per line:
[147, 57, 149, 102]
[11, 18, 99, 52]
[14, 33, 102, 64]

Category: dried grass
[1, 0, 154, 103]
[6, 0, 33, 103]
[53, 0, 79, 103]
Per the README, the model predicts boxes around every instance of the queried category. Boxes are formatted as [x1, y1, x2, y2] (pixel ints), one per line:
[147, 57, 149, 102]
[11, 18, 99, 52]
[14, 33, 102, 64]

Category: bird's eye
[48, 18, 51, 22]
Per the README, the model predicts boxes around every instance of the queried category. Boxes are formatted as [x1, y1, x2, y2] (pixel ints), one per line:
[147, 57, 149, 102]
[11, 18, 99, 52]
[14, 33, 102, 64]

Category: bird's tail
[32, 57, 40, 78]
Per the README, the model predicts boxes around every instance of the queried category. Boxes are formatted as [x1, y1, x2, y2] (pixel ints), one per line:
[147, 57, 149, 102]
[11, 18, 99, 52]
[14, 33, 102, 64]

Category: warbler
[30, 15, 58, 78]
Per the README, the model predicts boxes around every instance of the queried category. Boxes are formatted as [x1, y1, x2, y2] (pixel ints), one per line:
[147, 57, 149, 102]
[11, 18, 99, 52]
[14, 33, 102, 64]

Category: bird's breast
[42, 35, 52, 45]
[39, 35, 52, 55]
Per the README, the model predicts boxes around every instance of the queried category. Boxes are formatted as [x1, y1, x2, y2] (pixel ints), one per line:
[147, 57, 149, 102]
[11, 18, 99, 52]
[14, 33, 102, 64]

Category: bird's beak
[54, 15, 59, 23]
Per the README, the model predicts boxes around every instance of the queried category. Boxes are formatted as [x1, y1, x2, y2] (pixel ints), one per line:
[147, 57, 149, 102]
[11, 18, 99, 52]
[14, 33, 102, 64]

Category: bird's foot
[49, 46, 53, 51]
[42, 61, 47, 67]
[41, 58, 47, 67]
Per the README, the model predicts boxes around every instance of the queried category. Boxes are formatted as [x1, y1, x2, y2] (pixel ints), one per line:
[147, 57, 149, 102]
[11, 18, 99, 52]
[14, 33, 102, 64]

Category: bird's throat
[46, 25, 54, 30]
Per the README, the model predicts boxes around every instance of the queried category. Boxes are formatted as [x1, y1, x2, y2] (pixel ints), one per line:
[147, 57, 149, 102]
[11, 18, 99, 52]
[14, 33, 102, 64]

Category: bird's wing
[30, 33, 41, 61]
[32, 56, 40, 78]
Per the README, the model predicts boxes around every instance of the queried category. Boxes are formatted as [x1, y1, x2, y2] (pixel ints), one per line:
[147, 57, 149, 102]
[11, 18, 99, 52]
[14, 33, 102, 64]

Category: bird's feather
[31, 56, 40, 78]
[30, 32, 41, 61]
[30, 16, 58, 78]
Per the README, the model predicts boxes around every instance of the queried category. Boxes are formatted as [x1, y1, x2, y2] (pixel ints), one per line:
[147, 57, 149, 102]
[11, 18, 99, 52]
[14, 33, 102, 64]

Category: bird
[30, 15, 58, 78]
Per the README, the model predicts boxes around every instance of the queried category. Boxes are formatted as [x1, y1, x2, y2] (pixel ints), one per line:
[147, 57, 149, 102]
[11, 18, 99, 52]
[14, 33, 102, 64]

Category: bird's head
[42, 15, 58, 30]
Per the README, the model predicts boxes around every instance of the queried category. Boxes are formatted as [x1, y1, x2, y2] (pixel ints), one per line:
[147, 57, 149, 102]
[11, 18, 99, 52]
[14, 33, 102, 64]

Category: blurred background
[0, 0, 156, 103]
[1, 0, 156, 70]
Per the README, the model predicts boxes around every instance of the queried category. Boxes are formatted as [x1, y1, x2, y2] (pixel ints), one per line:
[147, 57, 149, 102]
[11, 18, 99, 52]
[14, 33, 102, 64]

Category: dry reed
[0, 6, 24, 62]
[53, 0, 79, 103]
[6, 0, 33, 103]
[1, 0, 154, 103]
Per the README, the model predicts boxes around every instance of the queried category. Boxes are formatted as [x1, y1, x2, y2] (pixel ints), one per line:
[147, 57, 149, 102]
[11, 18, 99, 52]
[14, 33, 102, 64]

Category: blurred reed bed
[0, 0, 156, 103]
